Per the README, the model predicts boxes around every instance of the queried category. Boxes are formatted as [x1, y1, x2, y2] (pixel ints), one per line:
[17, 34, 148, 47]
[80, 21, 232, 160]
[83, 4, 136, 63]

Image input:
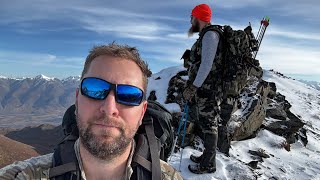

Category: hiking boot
[188, 164, 216, 174]
[190, 154, 202, 163]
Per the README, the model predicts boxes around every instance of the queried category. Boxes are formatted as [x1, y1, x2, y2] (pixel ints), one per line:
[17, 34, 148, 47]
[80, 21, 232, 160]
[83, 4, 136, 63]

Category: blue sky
[1, 0, 319, 82]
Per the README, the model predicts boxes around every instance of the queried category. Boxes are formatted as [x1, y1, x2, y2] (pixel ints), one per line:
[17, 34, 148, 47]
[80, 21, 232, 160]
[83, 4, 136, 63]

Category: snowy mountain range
[0, 67, 320, 179]
[0, 75, 80, 128]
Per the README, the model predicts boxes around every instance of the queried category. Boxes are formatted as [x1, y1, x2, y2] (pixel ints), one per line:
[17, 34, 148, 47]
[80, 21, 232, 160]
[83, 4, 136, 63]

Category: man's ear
[139, 101, 148, 126]
[76, 87, 80, 97]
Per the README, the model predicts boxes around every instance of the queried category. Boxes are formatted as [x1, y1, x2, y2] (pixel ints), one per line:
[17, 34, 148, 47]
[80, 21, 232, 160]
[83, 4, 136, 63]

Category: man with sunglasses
[0, 43, 182, 180]
[182, 4, 222, 174]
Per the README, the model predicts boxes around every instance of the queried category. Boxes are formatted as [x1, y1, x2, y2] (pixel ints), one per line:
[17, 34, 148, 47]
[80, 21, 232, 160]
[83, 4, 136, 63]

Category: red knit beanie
[191, 4, 212, 23]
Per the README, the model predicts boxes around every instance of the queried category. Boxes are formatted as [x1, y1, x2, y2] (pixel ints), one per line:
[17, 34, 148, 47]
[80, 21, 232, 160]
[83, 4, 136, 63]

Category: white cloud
[257, 39, 320, 75]
[213, 0, 268, 9]
[80, 16, 174, 41]
[268, 26, 320, 41]
[0, 50, 83, 67]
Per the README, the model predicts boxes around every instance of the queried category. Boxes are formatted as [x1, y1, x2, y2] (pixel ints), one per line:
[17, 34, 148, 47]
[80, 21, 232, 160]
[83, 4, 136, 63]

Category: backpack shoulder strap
[132, 115, 161, 180]
[144, 116, 161, 179]
[49, 162, 78, 178]
[50, 134, 80, 179]
[132, 154, 152, 171]
[199, 24, 224, 42]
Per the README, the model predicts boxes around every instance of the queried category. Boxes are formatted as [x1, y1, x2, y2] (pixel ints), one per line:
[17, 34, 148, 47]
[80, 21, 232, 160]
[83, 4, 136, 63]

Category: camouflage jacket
[188, 24, 224, 92]
[0, 140, 182, 180]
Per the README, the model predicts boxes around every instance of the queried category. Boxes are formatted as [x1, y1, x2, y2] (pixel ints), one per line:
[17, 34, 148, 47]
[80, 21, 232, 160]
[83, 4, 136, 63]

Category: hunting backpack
[49, 100, 174, 180]
[199, 24, 259, 97]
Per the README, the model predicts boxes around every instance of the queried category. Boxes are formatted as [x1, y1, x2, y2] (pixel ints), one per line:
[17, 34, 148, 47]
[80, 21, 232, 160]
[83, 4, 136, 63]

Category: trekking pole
[179, 104, 189, 171]
[169, 103, 188, 161]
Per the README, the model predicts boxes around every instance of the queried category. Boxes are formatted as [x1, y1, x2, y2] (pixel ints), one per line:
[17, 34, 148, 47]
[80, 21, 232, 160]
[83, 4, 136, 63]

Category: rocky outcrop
[151, 65, 306, 150]
[264, 92, 305, 145]
[229, 78, 270, 141]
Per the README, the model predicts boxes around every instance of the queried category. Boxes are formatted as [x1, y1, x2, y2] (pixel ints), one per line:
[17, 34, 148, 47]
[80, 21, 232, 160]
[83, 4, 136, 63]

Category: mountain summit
[0, 67, 319, 179]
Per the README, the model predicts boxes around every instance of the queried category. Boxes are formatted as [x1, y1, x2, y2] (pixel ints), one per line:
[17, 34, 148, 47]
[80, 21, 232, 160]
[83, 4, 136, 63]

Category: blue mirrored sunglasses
[80, 77, 145, 106]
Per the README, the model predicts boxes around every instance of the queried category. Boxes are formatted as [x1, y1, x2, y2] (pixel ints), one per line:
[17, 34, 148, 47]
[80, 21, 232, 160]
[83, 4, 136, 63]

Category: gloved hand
[181, 49, 191, 68]
[183, 84, 198, 102]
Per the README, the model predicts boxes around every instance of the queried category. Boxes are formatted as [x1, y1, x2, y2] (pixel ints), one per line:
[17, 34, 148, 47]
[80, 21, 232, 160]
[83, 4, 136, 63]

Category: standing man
[182, 4, 222, 174]
[0, 43, 182, 180]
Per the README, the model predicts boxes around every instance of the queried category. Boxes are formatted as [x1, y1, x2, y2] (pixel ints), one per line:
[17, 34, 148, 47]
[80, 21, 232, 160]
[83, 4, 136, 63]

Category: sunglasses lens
[81, 78, 110, 100]
[117, 85, 144, 106]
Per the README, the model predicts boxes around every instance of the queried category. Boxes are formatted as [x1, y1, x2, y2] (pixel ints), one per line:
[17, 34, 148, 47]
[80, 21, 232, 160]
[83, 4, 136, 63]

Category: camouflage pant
[195, 87, 222, 135]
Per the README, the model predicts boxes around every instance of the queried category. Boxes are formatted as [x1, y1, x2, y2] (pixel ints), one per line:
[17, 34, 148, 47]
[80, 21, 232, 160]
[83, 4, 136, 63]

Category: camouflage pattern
[187, 24, 223, 134]
[195, 90, 221, 134]
[183, 24, 258, 158]
[221, 25, 253, 98]
[0, 157, 182, 180]
[160, 160, 183, 180]
[187, 24, 256, 130]
[0, 154, 52, 180]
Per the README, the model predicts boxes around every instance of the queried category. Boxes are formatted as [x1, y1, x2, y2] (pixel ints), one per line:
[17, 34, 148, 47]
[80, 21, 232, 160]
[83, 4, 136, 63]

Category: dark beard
[188, 21, 200, 37]
[76, 112, 134, 161]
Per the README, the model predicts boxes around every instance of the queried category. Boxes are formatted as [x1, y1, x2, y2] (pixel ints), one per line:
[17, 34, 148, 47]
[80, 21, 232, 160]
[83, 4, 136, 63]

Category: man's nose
[99, 90, 119, 117]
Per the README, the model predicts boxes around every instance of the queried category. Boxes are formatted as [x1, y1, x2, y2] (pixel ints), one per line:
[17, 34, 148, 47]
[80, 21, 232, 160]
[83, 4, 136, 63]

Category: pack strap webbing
[132, 154, 152, 171]
[49, 162, 77, 178]
[144, 116, 162, 180]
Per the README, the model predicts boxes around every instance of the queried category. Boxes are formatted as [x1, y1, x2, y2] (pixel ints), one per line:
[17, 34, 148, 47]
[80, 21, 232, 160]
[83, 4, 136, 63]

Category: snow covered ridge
[0, 74, 81, 81]
[62, 76, 81, 82]
[299, 79, 320, 91]
[267, 69, 320, 90]
[34, 74, 56, 81]
[262, 69, 320, 123]
[155, 67, 320, 179]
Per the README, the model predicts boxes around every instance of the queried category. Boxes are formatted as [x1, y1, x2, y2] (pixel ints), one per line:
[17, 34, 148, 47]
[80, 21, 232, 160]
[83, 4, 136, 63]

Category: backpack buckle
[143, 115, 153, 125]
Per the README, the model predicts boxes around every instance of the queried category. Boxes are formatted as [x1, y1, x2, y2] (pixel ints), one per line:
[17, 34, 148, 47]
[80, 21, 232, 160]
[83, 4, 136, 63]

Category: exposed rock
[163, 59, 306, 153]
[267, 82, 277, 98]
[148, 90, 157, 101]
[248, 149, 270, 158]
[264, 93, 305, 144]
[229, 78, 270, 141]
[246, 160, 259, 169]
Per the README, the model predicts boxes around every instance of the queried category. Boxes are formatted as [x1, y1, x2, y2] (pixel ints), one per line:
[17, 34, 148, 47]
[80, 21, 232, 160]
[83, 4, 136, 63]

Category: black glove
[183, 84, 197, 102]
[181, 49, 191, 68]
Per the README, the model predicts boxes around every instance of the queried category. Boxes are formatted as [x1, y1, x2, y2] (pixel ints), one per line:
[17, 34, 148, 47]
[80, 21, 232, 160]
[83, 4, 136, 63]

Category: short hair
[81, 43, 151, 92]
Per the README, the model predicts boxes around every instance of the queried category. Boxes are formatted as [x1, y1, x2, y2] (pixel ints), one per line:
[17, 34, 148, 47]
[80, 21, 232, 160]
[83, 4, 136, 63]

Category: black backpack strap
[132, 154, 152, 171]
[199, 25, 224, 42]
[50, 134, 80, 180]
[142, 116, 161, 180]
[49, 162, 77, 178]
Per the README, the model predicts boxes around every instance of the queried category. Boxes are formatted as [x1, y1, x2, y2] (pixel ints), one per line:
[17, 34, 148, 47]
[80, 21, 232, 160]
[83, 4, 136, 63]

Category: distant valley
[0, 75, 80, 128]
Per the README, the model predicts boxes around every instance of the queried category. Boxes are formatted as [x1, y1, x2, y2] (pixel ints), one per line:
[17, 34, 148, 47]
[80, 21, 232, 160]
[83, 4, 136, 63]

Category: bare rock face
[229, 78, 270, 141]
[264, 93, 305, 144]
